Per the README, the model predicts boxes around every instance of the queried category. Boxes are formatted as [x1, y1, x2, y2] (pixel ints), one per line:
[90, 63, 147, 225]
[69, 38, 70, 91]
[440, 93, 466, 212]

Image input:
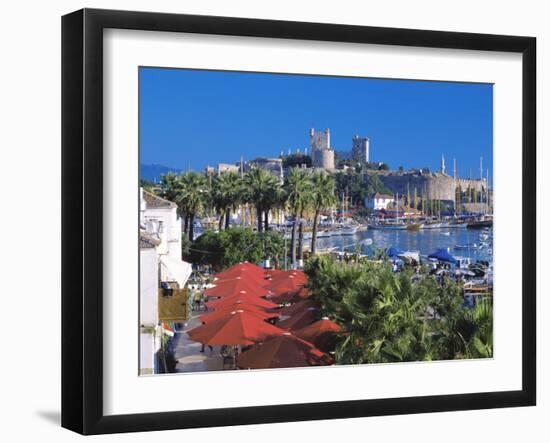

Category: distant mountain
[140, 164, 182, 183]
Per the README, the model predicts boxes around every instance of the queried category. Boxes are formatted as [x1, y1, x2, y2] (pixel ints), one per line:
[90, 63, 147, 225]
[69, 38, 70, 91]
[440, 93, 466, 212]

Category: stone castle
[308, 127, 488, 207]
[310, 128, 369, 170]
[206, 127, 489, 209]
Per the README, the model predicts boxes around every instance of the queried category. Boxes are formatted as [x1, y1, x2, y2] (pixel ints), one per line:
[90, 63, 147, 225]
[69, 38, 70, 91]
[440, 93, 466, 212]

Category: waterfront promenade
[174, 314, 223, 373]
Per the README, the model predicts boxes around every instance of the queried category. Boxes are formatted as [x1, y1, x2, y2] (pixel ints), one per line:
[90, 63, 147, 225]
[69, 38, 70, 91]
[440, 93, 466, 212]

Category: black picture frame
[62, 8, 536, 435]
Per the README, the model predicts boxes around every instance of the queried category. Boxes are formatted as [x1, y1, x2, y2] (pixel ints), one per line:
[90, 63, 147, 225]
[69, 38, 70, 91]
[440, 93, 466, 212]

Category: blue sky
[139, 67, 493, 180]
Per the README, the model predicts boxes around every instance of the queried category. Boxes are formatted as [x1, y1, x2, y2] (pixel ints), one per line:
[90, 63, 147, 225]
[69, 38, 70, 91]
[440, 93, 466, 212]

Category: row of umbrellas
[187, 262, 342, 369]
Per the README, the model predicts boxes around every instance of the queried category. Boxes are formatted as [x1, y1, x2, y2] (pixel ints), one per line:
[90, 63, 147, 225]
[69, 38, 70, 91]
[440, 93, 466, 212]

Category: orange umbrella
[187, 311, 285, 346]
[206, 294, 279, 311]
[236, 333, 334, 369]
[294, 317, 342, 353]
[204, 277, 268, 298]
[277, 307, 318, 331]
[200, 306, 279, 325]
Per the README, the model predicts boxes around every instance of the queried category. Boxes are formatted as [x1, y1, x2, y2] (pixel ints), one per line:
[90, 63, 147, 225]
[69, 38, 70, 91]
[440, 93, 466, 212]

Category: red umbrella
[200, 306, 279, 325]
[267, 270, 307, 289]
[263, 269, 286, 279]
[269, 288, 310, 304]
[294, 317, 342, 353]
[188, 311, 285, 346]
[206, 294, 279, 311]
[214, 262, 267, 284]
[215, 271, 269, 288]
[204, 277, 268, 298]
[236, 333, 334, 369]
[277, 307, 317, 331]
[280, 299, 318, 317]
[265, 271, 308, 303]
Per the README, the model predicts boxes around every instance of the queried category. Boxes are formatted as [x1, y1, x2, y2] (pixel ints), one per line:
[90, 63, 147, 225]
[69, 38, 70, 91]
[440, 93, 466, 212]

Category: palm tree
[304, 255, 492, 365]
[221, 172, 243, 229]
[159, 171, 181, 202]
[310, 171, 336, 255]
[177, 172, 207, 241]
[284, 168, 311, 268]
[262, 182, 285, 231]
[212, 172, 243, 230]
[211, 176, 227, 230]
[244, 168, 279, 232]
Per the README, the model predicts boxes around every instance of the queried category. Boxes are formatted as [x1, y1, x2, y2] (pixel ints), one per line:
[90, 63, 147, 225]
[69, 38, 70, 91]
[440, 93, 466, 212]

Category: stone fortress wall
[378, 173, 486, 202]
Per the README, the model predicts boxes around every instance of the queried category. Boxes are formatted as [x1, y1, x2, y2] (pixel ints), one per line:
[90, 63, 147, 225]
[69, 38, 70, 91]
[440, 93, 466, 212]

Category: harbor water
[315, 227, 493, 263]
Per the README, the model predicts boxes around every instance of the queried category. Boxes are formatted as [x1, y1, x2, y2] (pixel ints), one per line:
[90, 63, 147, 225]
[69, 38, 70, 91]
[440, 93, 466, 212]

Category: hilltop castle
[309, 128, 369, 170]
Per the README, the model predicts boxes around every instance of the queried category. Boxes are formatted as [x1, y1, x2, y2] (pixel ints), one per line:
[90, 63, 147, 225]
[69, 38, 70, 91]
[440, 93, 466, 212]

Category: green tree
[282, 153, 312, 168]
[303, 255, 493, 364]
[310, 171, 337, 255]
[189, 227, 285, 271]
[212, 172, 243, 230]
[159, 172, 181, 202]
[139, 178, 156, 192]
[177, 172, 207, 241]
[244, 167, 280, 232]
[284, 168, 312, 268]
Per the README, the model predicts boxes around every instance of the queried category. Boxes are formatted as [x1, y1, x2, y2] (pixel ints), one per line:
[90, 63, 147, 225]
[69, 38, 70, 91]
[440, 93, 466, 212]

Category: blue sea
[315, 227, 493, 263]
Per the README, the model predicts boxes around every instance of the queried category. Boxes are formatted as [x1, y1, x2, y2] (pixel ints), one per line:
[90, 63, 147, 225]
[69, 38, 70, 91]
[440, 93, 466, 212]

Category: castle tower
[310, 128, 334, 170]
[352, 135, 370, 163]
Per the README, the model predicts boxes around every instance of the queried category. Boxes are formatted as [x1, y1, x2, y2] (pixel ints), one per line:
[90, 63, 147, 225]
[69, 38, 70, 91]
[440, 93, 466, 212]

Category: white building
[139, 231, 161, 375]
[365, 192, 395, 210]
[140, 188, 192, 288]
[139, 188, 193, 375]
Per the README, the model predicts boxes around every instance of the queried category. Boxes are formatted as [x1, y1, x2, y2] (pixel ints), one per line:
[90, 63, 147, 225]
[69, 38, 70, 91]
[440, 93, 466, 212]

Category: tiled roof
[140, 230, 161, 249]
[143, 190, 177, 209]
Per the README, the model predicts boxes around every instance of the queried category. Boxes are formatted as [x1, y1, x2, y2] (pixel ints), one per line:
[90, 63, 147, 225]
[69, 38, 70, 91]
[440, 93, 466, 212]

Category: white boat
[341, 227, 358, 236]
[441, 231, 451, 236]
[368, 222, 407, 230]
[317, 229, 332, 238]
[423, 222, 442, 230]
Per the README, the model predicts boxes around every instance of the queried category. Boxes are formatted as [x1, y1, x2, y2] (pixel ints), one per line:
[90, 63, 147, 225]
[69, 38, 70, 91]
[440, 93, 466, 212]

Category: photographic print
[138, 67, 493, 375]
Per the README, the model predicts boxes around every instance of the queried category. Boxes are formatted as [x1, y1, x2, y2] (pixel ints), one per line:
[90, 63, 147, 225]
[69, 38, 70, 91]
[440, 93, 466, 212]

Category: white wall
[143, 206, 182, 258]
[0, 0, 547, 441]
[140, 248, 158, 326]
